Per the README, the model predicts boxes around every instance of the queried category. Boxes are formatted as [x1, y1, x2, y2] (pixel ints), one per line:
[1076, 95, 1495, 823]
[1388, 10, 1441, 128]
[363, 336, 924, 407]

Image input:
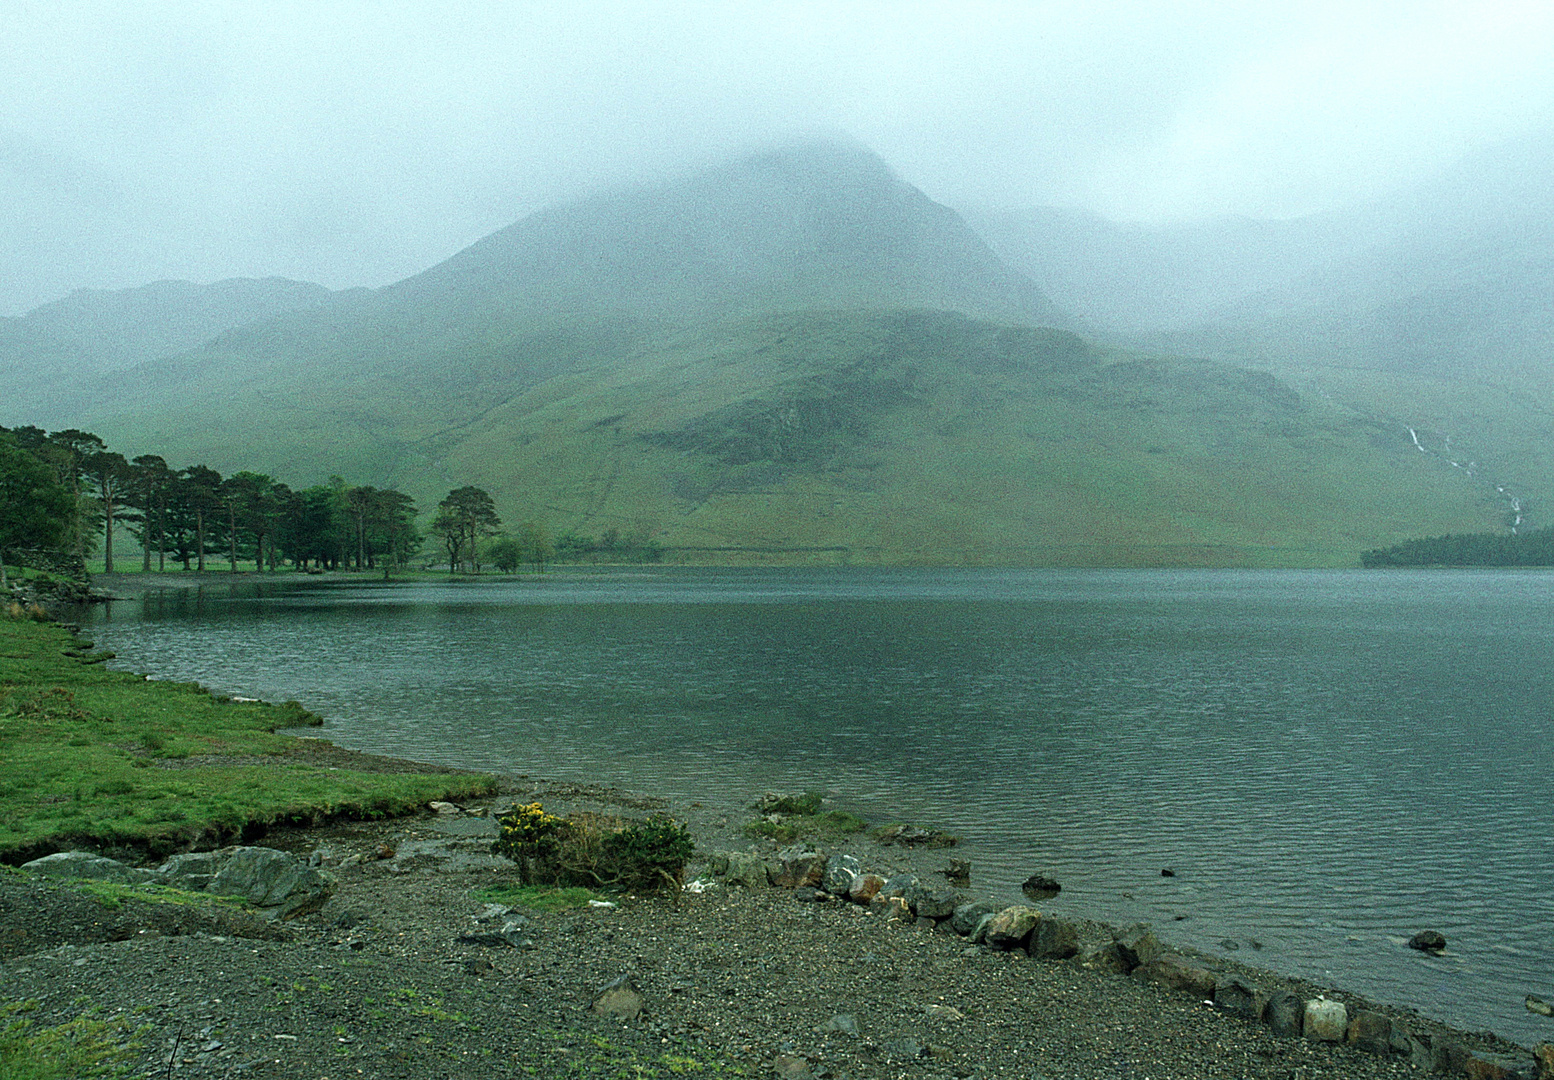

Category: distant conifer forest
[1361, 526, 1554, 567]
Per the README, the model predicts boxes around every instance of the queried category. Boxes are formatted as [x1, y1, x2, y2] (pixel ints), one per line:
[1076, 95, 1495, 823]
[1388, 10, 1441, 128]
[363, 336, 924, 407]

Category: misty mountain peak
[400, 140, 1060, 325]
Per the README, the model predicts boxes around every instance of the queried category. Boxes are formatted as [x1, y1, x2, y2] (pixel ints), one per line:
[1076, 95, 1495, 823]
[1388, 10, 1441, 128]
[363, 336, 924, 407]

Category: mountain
[970, 130, 1554, 380]
[10, 138, 1546, 565]
[963, 205, 1381, 336]
[0, 276, 339, 425]
[1077, 133, 1554, 376]
[401, 138, 1066, 325]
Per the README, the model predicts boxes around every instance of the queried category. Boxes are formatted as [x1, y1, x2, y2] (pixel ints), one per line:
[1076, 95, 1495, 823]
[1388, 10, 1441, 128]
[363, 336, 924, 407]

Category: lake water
[77, 568, 1554, 1046]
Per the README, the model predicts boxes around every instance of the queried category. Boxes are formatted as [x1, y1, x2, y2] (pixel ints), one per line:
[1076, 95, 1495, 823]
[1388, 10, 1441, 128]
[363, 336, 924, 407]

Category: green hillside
[75, 308, 1515, 567]
[9, 140, 1545, 567]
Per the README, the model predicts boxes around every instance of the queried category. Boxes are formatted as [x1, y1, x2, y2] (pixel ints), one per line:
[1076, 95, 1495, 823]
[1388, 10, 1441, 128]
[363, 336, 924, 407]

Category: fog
[4, 0, 1553, 316]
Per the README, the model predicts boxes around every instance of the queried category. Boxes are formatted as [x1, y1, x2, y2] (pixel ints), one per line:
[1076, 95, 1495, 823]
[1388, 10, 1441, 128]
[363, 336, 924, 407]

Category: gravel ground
[0, 773, 1534, 1080]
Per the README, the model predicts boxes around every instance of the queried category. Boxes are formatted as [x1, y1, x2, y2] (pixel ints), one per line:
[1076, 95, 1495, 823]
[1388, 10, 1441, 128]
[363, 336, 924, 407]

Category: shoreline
[3, 704, 1545, 1076]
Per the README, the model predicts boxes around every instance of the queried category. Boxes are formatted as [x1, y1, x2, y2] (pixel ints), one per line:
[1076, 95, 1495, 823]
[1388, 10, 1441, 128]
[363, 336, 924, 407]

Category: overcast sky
[4, 0, 1553, 316]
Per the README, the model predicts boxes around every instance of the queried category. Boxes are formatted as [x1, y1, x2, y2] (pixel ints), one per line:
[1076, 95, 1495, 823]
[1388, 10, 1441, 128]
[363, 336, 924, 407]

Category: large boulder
[1212, 979, 1264, 1020]
[1113, 924, 1161, 970]
[1346, 1010, 1393, 1055]
[768, 846, 825, 889]
[1303, 998, 1348, 1042]
[876, 874, 923, 907]
[21, 852, 157, 885]
[982, 905, 1039, 951]
[848, 873, 885, 905]
[1079, 941, 1130, 974]
[950, 901, 998, 936]
[821, 854, 860, 896]
[1265, 990, 1306, 1038]
[156, 852, 224, 891]
[912, 888, 960, 920]
[1134, 955, 1216, 998]
[1031, 917, 1079, 960]
[205, 846, 336, 919]
[719, 851, 769, 889]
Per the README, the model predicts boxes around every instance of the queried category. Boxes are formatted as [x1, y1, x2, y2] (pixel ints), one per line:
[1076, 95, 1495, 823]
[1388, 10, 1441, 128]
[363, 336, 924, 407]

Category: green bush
[492, 803, 694, 894]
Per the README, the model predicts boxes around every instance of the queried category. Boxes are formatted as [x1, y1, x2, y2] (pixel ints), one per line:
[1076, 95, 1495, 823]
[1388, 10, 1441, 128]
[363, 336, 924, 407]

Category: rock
[821, 854, 860, 896]
[156, 852, 224, 890]
[792, 886, 822, 903]
[592, 975, 644, 1020]
[1529, 995, 1554, 1017]
[428, 801, 460, 815]
[913, 888, 959, 920]
[1021, 873, 1061, 901]
[771, 1053, 813, 1079]
[941, 859, 971, 885]
[1079, 941, 1130, 974]
[924, 1004, 965, 1020]
[1160, 868, 1176, 877]
[982, 905, 1039, 951]
[1303, 998, 1348, 1042]
[1212, 979, 1263, 1019]
[876, 874, 923, 907]
[950, 901, 998, 936]
[821, 1014, 858, 1036]
[875, 825, 956, 848]
[22, 852, 157, 885]
[1266, 990, 1306, 1038]
[1134, 956, 1215, 998]
[721, 851, 769, 889]
[1408, 930, 1446, 954]
[1031, 917, 1079, 960]
[753, 791, 822, 816]
[456, 920, 533, 949]
[205, 846, 336, 918]
[1346, 1009, 1393, 1055]
[870, 895, 912, 921]
[1534, 1042, 1554, 1080]
[969, 912, 997, 945]
[768, 846, 825, 889]
[1113, 924, 1161, 970]
[848, 873, 885, 905]
[1460, 1050, 1535, 1079]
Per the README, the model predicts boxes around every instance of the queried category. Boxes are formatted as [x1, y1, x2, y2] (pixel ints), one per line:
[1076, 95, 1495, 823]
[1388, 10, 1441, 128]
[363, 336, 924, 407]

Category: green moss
[0, 1001, 144, 1079]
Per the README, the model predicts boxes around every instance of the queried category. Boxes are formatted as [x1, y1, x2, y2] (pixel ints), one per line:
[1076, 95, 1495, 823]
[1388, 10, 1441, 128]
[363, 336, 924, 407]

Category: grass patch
[742, 810, 868, 844]
[0, 617, 497, 861]
[535, 1030, 752, 1077]
[743, 791, 869, 844]
[0, 1000, 144, 1079]
[69, 878, 248, 912]
[471, 883, 604, 912]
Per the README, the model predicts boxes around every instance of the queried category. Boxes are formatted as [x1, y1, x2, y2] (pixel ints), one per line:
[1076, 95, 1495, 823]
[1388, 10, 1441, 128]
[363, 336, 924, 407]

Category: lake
[76, 567, 1554, 1045]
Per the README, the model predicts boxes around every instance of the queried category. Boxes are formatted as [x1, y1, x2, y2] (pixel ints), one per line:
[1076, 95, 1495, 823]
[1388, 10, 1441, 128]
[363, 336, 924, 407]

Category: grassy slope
[0, 616, 495, 861]
[78, 309, 1524, 567]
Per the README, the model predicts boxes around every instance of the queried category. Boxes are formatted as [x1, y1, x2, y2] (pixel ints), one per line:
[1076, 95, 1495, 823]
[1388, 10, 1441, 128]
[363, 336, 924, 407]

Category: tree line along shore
[1, 423, 665, 592]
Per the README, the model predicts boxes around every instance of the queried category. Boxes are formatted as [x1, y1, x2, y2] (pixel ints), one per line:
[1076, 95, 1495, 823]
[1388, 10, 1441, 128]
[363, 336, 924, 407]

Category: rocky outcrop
[21, 852, 159, 885]
[22, 846, 335, 919]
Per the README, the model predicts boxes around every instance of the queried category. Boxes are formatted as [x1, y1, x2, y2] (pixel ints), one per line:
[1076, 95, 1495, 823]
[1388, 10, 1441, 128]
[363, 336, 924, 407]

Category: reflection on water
[82, 568, 1554, 1045]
